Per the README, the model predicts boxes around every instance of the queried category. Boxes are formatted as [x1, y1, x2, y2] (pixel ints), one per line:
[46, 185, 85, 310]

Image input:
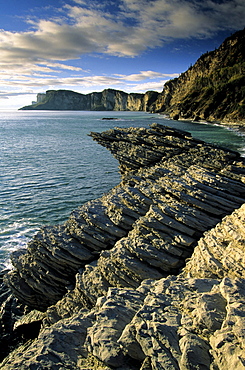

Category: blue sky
[0, 0, 244, 109]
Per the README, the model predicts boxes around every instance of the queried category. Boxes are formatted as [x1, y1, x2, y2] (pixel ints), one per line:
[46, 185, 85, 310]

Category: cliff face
[20, 89, 158, 112]
[153, 29, 245, 123]
[1, 123, 245, 369]
[19, 29, 245, 124]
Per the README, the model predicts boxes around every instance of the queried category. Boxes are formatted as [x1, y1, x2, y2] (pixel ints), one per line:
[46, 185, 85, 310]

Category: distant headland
[20, 88, 159, 113]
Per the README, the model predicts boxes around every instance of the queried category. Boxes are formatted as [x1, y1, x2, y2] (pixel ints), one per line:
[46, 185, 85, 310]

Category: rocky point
[0, 123, 245, 369]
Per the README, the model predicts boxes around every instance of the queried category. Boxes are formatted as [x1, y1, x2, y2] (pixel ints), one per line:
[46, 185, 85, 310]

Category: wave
[0, 220, 39, 270]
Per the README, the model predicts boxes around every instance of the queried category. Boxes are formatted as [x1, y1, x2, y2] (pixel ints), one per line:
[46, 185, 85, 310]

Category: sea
[1, 110, 245, 270]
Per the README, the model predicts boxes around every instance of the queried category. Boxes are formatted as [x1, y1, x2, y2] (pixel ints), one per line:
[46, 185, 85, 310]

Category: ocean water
[1, 110, 245, 270]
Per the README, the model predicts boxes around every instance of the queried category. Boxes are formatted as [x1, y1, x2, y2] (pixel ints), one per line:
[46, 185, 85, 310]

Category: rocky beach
[0, 122, 245, 369]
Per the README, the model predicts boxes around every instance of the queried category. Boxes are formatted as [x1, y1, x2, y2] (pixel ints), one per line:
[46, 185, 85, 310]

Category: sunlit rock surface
[1, 123, 245, 369]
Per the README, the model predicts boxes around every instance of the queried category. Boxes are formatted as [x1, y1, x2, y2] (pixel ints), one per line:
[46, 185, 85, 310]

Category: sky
[0, 0, 244, 109]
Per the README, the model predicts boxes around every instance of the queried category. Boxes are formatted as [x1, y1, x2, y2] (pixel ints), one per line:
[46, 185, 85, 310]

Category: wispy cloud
[0, 71, 177, 90]
[38, 62, 83, 71]
[0, 90, 34, 99]
[119, 71, 179, 81]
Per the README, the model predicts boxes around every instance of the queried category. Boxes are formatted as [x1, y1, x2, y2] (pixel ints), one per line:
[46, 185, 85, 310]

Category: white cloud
[0, 70, 176, 89]
[128, 80, 170, 93]
[119, 71, 179, 81]
[0, 0, 244, 70]
[38, 62, 83, 71]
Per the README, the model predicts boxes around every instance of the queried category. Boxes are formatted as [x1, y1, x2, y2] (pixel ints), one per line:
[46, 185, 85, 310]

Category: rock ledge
[1, 123, 245, 369]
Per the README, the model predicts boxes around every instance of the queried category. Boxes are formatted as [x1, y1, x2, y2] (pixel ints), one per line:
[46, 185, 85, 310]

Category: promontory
[20, 28, 245, 126]
[0, 123, 245, 369]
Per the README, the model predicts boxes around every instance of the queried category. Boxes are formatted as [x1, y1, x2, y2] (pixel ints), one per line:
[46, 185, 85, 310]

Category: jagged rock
[85, 288, 145, 367]
[4, 225, 96, 310]
[4, 124, 245, 312]
[0, 271, 27, 362]
[2, 209, 245, 368]
[1, 124, 245, 369]
[183, 204, 245, 279]
[0, 309, 93, 370]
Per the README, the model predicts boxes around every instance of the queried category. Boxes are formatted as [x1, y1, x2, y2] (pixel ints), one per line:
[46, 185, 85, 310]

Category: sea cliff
[153, 28, 245, 125]
[0, 123, 245, 369]
[20, 89, 158, 112]
[19, 29, 245, 126]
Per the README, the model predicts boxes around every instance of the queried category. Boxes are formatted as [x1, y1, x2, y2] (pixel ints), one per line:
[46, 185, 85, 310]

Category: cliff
[19, 29, 245, 125]
[0, 123, 245, 369]
[19, 89, 159, 112]
[151, 28, 245, 124]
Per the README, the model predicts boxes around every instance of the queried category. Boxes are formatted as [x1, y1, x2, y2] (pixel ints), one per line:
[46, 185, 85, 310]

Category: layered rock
[1, 205, 245, 369]
[1, 123, 245, 368]
[4, 124, 245, 311]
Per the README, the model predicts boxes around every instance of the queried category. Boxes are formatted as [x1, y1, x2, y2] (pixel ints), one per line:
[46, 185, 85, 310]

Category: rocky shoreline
[19, 29, 245, 127]
[0, 123, 245, 369]
[158, 111, 245, 136]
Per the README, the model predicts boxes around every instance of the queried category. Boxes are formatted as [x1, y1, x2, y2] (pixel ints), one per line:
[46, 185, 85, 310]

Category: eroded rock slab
[2, 205, 244, 369]
[1, 124, 245, 368]
[4, 124, 245, 312]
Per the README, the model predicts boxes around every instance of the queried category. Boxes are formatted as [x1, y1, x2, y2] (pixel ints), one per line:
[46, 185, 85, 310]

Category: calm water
[1, 110, 245, 269]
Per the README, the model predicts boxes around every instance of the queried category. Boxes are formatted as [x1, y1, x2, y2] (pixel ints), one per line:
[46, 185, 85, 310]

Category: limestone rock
[209, 278, 245, 370]
[3, 262, 244, 369]
[183, 203, 245, 279]
[1, 124, 245, 369]
[0, 310, 93, 370]
[20, 88, 157, 112]
[3, 124, 245, 313]
[85, 287, 145, 367]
